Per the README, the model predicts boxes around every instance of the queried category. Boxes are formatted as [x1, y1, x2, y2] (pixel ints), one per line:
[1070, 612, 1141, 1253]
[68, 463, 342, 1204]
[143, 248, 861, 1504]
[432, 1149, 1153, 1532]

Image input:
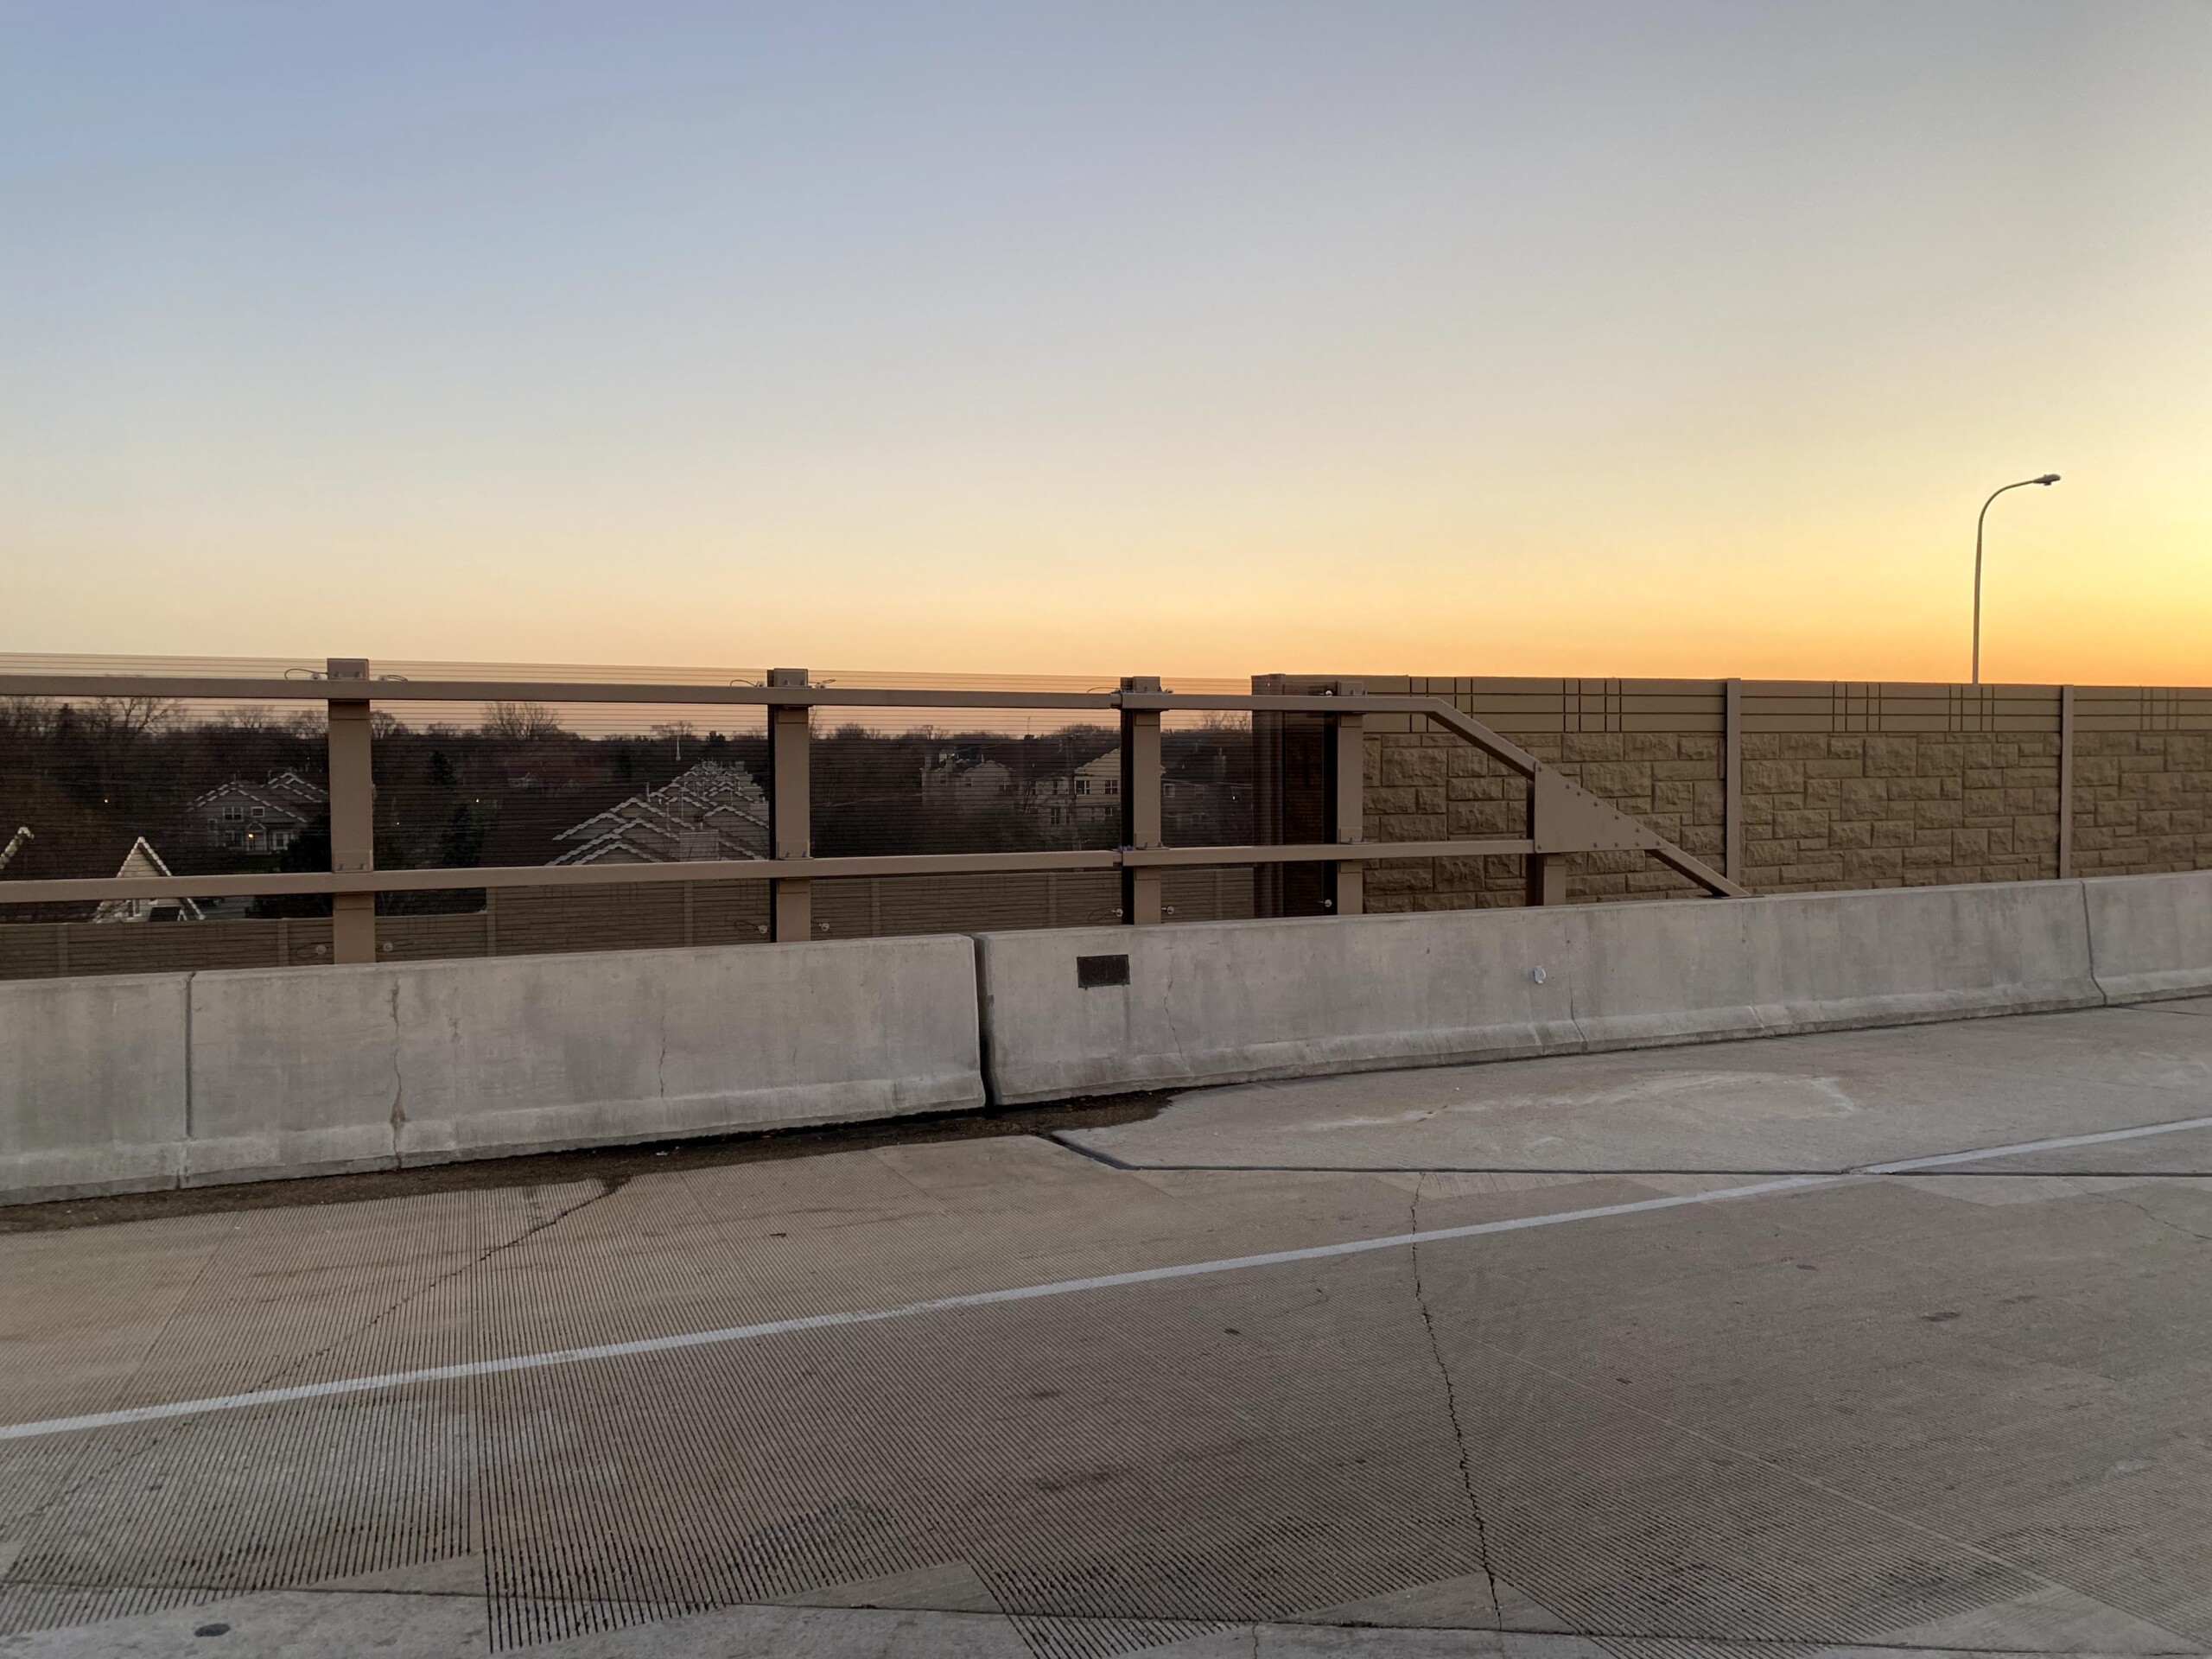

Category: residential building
[550, 760, 771, 866]
[188, 774, 324, 854]
[919, 746, 1015, 808]
[263, 772, 328, 810]
[1031, 748, 1122, 833]
[1026, 747, 1237, 842]
[91, 838, 203, 924]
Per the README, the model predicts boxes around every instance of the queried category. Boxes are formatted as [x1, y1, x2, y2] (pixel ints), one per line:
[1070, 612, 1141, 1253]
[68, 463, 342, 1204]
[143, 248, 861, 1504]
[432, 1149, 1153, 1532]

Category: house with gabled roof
[188, 774, 318, 854]
[550, 760, 771, 867]
[92, 838, 203, 924]
[263, 771, 327, 809]
[920, 745, 1015, 808]
[1030, 747, 1122, 832]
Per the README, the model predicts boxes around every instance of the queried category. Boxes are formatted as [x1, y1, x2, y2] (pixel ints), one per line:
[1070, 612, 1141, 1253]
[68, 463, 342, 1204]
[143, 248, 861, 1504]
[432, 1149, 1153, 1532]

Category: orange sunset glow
[4, 3, 2209, 684]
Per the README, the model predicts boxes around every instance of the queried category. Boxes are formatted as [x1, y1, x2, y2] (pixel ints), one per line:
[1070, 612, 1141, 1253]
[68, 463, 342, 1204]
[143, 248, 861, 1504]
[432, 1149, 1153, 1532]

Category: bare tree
[651, 720, 697, 763]
[480, 701, 563, 741]
[94, 695, 179, 744]
[0, 696, 54, 741]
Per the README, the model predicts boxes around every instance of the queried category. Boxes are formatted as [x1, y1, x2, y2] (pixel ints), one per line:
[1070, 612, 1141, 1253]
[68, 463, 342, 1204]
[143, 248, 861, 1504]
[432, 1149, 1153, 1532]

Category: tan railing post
[1724, 677, 1744, 884]
[1530, 858, 1566, 911]
[2058, 684, 2076, 879]
[0, 670, 1745, 916]
[1524, 766, 1567, 907]
[1325, 681, 1364, 916]
[1251, 673, 1287, 918]
[767, 667, 812, 941]
[1120, 677, 1163, 925]
[325, 657, 377, 963]
[1523, 853, 1566, 906]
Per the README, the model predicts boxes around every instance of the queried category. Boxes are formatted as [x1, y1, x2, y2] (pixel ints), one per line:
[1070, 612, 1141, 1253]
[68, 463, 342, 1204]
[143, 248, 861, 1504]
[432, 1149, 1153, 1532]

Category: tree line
[0, 697, 1251, 918]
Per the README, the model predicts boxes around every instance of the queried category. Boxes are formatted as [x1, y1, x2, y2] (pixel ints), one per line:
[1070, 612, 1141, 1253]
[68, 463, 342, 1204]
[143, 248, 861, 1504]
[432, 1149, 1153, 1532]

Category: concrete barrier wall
[976, 908, 1588, 1105]
[2083, 869, 2212, 1002]
[0, 935, 983, 1202]
[976, 880, 2109, 1104]
[1568, 880, 2101, 1052]
[11, 871, 2212, 1204]
[0, 974, 189, 1199]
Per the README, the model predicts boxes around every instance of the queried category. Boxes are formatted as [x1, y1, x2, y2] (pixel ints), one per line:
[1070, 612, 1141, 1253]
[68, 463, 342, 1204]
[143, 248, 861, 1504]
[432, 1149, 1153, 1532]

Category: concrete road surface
[3, 1001, 2209, 1658]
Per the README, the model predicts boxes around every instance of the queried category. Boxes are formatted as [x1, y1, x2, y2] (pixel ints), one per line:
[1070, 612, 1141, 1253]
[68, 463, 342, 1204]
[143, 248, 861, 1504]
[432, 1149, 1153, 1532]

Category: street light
[1973, 474, 2060, 684]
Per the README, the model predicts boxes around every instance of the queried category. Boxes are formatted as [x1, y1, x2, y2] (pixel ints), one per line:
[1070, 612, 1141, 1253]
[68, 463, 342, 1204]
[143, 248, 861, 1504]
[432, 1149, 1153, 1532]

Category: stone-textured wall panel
[1363, 688, 1724, 909]
[2073, 732, 2212, 875]
[1354, 677, 2212, 911]
[1738, 731, 2060, 894]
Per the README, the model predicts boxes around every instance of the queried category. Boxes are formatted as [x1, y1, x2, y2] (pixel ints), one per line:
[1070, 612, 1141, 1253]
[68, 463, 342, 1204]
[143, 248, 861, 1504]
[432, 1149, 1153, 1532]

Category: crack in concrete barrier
[181, 971, 196, 1142]
[386, 982, 405, 1157]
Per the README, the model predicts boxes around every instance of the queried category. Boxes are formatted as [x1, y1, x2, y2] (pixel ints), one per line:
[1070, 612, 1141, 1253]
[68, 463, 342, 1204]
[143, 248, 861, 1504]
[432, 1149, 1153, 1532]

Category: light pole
[1973, 474, 2060, 684]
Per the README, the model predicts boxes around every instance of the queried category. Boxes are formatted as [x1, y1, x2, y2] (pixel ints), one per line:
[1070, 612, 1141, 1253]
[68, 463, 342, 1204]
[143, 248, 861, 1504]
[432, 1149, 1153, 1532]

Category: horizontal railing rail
[0, 662, 1740, 962]
[0, 842, 1541, 906]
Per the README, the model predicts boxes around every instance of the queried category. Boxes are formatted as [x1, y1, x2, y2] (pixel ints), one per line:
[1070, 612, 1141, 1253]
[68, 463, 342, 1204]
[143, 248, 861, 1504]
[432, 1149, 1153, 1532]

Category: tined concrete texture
[3, 1001, 2211, 1657]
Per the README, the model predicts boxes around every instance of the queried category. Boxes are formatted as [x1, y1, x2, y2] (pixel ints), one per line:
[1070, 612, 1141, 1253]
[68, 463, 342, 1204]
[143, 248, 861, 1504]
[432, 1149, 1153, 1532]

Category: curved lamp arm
[1974, 474, 2061, 685]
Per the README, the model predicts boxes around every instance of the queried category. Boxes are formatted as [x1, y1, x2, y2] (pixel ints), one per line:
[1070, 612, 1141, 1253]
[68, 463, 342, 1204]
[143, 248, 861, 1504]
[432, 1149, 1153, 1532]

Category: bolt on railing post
[1120, 677, 1163, 925]
[766, 668, 812, 941]
[325, 657, 378, 964]
[1325, 682, 1364, 916]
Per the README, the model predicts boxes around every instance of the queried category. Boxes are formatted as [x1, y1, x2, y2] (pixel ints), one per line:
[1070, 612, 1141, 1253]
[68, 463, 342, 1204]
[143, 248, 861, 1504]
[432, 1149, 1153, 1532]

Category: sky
[3, 1, 2209, 685]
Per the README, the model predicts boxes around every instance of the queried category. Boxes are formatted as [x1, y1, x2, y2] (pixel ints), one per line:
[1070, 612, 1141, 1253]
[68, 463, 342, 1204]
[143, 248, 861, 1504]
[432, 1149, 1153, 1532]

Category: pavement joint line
[1853, 1112, 2212, 1173]
[1058, 1158, 2212, 1177]
[1056, 1110, 2212, 1179]
[5, 1109, 2208, 1446]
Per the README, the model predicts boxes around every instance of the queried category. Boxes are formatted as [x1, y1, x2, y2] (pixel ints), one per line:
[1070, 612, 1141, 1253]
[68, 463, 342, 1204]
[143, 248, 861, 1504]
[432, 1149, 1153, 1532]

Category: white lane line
[0, 1175, 1832, 1444]
[10, 1109, 2209, 1446]
[1859, 1113, 2212, 1173]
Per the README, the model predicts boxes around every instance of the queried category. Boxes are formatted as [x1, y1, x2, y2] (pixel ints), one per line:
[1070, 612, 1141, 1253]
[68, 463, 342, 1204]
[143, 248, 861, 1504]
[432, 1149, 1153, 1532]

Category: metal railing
[0, 660, 1742, 963]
